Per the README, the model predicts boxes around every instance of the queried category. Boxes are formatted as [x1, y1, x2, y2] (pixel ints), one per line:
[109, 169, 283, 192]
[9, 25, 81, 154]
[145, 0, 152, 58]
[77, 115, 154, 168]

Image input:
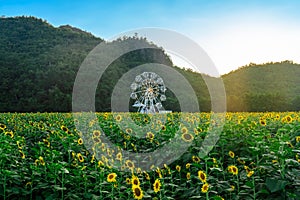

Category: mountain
[0, 16, 299, 112]
[223, 61, 300, 111]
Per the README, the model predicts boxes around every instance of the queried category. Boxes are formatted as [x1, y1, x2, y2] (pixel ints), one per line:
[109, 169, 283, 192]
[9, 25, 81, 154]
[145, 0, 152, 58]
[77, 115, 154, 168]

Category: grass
[0, 112, 299, 199]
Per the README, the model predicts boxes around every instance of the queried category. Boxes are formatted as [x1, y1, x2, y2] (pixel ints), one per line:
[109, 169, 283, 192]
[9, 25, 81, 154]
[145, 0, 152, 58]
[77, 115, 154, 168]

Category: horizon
[1, 0, 300, 75]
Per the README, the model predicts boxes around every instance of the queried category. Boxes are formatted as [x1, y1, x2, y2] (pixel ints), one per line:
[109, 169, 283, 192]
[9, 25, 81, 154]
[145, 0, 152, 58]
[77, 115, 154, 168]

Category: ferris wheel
[130, 72, 167, 114]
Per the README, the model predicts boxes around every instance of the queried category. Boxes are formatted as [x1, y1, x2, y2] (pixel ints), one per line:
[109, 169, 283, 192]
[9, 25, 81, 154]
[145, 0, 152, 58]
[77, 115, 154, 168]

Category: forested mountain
[0, 16, 299, 112]
[223, 61, 300, 111]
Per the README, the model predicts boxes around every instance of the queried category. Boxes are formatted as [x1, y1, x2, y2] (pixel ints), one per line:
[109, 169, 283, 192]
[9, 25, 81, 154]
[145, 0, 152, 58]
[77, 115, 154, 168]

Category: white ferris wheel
[130, 72, 169, 114]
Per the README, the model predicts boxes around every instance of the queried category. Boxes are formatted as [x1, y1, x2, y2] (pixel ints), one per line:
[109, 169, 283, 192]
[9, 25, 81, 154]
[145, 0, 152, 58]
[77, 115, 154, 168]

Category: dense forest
[0, 16, 299, 112]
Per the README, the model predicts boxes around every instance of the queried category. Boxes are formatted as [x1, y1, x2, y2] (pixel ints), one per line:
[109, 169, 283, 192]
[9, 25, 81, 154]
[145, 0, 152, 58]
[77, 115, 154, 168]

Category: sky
[1, 0, 300, 75]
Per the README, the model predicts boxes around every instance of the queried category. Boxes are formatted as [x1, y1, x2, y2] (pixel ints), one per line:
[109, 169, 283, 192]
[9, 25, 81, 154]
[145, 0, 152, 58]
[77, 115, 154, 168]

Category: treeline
[0, 16, 299, 112]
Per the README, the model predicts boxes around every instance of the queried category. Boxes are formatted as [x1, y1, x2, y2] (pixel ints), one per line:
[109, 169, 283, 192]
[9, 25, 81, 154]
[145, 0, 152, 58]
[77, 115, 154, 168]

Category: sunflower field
[0, 112, 299, 200]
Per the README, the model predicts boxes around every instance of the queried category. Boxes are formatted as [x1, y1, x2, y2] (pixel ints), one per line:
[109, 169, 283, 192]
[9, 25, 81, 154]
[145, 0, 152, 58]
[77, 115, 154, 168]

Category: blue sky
[1, 0, 300, 75]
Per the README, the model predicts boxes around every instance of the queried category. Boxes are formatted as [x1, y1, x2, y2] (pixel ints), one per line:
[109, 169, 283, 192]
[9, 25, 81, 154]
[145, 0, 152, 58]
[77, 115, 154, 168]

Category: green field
[0, 112, 299, 199]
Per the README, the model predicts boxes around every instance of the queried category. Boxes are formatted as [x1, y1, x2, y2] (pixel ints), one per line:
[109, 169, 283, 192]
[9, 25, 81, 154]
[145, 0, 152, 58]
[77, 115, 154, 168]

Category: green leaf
[266, 178, 287, 193]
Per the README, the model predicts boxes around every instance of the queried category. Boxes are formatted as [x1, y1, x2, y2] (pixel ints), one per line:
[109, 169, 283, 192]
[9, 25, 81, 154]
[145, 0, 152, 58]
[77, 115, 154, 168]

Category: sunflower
[201, 183, 209, 193]
[115, 115, 122, 122]
[98, 160, 104, 168]
[61, 125, 69, 132]
[247, 170, 254, 177]
[17, 141, 22, 149]
[193, 128, 199, 135]
[198, 170, 207, 183]
[192, 155, 200, 163]
[296, 136, 300, 143]
[126, 128, 132, 134]
[186, 163, 191, 169]
[90, 154, 95, 163]
[132, 185, 143, 200]
[237, 158, 245, 165]
[0, 124, 6, 130]
[181, 126, 188, 134]
[186, 172, 191, 180]
[153, 179, 161, 193]
[43, 139, 50, 147]
[131, 175, 140, 186]
[77, 153, 84, 163]
[107, 173, 117, 183]
[126, 160, 135, 170]
[144, 171, 150, 180]
[229, 185, 235, 192]
[78, 138, 83, 145]
[39, 156, 45, 166]
[93, 137, 101, 144]
[144, 118, 149, 123]
[116, 152, 122, 161]
[182, 133, 194, 142]
[146, 132, 154, 141]
[285, 115, 293, 123]
[19, 150, 25, 159]
[228, 151, 235, 158]
[244, 165, 250, 173]
[156, 168, 163, 178]
[228, 165, 238, 175]
[161, 125, 166, 131]
[125, 177, 131, 184]
[259, 119, 266, 126]
[93, 130, 101, 137]
[5, 131, 14, 138]
[176, 165, 181, 172]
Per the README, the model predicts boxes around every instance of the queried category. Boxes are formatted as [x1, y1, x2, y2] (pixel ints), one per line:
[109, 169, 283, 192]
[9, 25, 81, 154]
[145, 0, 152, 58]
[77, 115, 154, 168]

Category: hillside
[0, 16, 299, 112]
[223, 61, 300, 111]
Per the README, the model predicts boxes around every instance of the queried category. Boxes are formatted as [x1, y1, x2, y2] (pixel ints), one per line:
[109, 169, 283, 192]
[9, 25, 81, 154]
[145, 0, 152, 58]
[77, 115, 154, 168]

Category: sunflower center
[184, 133, 192, 140]
[134, 188, 141, 196]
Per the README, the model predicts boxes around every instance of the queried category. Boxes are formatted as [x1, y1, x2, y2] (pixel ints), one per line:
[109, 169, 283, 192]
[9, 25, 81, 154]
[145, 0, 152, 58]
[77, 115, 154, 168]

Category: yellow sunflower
[0, 124, 6, 130]
[43, 139, 50, 147]
[5, 131, 14, 138]
[116, 152, 122, 161]
[126, 160, 135, 170]
[39, 156, 45, 166]
[93, 130, 101, 137]
[296, 136, 300, 143]
[126, 178, 131, 184]
[77, 153, 84, 163]
[198, 170, 207, 183]
[181, 126, 188, 134]
[201, 183, 209, 193]
[228, 165, 238, 175]
[186, 163, 191, 169]
[228, 151, 235, 158]
[131, 175, 140, 186]
[247, 170, 254, 178]
[182, 133, 194, 142]
[78, 138, 83, 145]
[144, 171, 150, 180]
[132, 185, 144, 200]
[107, 173, 117, 183]
[153, 179, 161, 193]
[146, 132, 155, 141]
[192, 155, 200, 163]
[19, 150, 25, 159]
[61, 125, 69, 132]
[259, 119, 266, 126]
[176, 165, 181, 172]
[115, 115, 122, 122]
[186, 172, 191, 180]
